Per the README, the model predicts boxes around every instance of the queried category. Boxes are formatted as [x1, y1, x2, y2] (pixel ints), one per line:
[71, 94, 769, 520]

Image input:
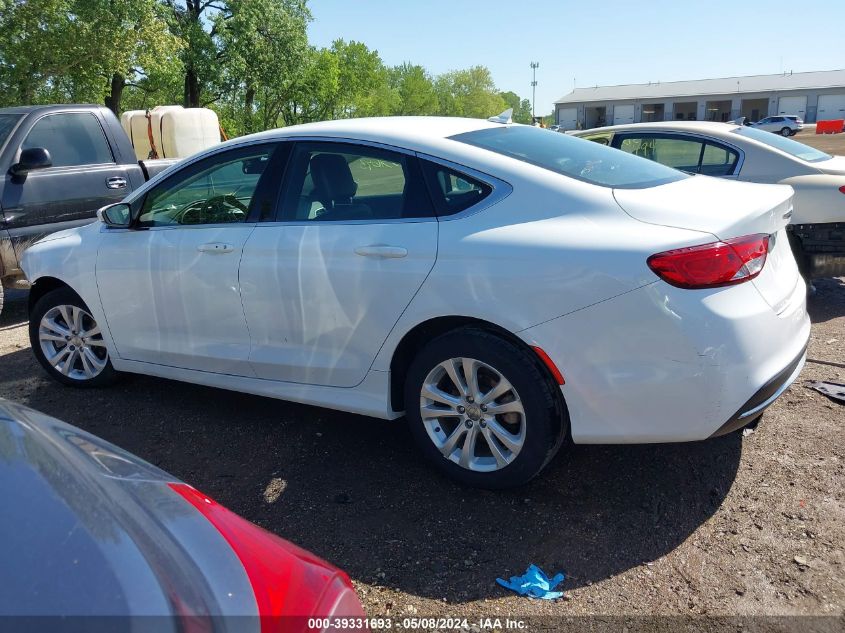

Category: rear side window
[700, 143, 739, 176]
[421, 161, 492, 216]
[22, 112, 114, 167]
[280, 142, 434, 222]
[451, 125, 686, 189]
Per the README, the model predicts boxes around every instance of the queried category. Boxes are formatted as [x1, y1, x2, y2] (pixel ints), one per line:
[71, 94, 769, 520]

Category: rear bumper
[709, 345, 806, 437]
[519, 275, 810, 444]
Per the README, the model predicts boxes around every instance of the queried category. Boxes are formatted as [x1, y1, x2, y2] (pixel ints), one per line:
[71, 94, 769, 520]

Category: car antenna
[487, 108, 513, 124]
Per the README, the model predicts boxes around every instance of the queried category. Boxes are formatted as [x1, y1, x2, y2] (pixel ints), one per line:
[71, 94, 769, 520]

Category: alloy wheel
[39, 305, 108, 380]
[419, 357, 526, 472]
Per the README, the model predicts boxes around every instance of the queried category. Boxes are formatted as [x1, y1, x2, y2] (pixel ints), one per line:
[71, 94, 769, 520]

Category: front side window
[281, 143, 433, 221]
[618, 136, 703, 172]
[0, 114, 21, 152]
[617, 134, 739, 176]
[581, 133, 613, 146]
[451, 125, 686, 189]
[139, 144, 277, 227]
[22, 113, 113, 167]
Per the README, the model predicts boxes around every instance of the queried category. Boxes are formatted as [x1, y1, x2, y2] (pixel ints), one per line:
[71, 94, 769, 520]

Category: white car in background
[574, 120, 845, 278]
[751, 115, 803, 136]
[21, 117, 809, 488]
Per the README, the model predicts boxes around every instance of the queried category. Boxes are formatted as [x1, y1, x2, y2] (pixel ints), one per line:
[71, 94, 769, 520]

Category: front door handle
[197, 242, 234, 254]
[106, 176, 127, 189]
[354, 245, 408, 259]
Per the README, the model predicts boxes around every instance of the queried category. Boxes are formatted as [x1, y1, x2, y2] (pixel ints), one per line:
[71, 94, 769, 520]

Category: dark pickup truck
[0, 105, 177, 314]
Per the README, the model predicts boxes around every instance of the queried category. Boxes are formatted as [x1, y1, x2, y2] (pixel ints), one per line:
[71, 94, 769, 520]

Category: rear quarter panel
[373, 162, 716, 371]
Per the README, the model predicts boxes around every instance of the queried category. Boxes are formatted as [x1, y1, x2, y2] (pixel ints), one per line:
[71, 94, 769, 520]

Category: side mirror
[97, 203, 132, 228]
[10, 147, 52, 177]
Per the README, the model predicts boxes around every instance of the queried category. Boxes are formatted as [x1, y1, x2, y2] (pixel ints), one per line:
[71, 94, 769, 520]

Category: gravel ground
[1, 132, 843, 632]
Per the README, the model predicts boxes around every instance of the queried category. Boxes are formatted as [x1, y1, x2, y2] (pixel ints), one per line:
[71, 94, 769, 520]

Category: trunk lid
[614, 175, 800, 310]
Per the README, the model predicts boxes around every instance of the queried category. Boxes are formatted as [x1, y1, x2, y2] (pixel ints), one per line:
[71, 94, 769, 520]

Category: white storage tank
[122, 106, 220, 160]
[160, 108, 221, 159]
[120, 110, 145, 147]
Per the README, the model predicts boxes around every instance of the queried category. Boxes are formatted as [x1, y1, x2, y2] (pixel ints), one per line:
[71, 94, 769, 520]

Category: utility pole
[530, 61, 539, 121]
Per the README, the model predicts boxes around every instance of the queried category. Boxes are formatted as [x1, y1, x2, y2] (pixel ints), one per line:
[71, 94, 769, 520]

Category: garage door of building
[613, 104, 635, 125]
[817, 94, 845, 120]
[778, 96, 807, 118]
[557, 107, 577, 130]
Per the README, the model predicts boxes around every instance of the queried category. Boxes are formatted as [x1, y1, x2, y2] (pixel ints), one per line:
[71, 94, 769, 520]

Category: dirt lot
[1, 132, 844, 632]
[794, 127, 844, 155]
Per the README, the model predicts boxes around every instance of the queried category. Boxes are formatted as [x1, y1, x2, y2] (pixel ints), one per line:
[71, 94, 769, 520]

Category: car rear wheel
[29, 287, 119, 387]
[404, 328, 567, 488]
[780, 127, 792, 137]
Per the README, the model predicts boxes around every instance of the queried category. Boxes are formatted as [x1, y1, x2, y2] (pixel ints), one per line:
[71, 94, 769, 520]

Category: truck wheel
[29, 287, 119, 387]
[404, 328, 568, 489]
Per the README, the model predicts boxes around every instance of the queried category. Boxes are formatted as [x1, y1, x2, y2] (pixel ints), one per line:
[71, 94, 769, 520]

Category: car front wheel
[29, 287, 119, 387]
[404, 328, 567, 488]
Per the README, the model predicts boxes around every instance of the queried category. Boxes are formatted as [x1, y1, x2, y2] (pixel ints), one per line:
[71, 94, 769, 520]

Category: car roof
[0, 104, 107, 116]
[230, 116, 503, 156]
[574, 120, 741, 136]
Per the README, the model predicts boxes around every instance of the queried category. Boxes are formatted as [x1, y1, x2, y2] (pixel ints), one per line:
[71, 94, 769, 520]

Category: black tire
[780, 127, 792, 137]
[29, 287, 120, 388]
[404, 327, 568, 489]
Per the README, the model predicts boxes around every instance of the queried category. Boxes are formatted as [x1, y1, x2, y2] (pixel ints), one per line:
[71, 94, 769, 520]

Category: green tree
[434, 66, 507, 118]
[216, 0, 310, 134]
[162, 0, 221, 108]
[0, 0, 180, 113]
[499, 91, 533, 124]
[389, 63, 438, 115]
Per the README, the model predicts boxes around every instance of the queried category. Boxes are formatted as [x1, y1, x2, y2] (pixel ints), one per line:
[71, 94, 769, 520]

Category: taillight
[169, 483, 365, 632]
[839, 185, 845, 195]
[647, 234, 769, 289]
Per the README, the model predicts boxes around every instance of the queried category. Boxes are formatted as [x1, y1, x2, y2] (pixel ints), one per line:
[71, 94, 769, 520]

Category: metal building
[554, 69, 845, 131]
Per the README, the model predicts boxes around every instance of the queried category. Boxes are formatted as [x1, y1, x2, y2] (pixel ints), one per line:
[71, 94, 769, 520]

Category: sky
[308, 0, 845, 115]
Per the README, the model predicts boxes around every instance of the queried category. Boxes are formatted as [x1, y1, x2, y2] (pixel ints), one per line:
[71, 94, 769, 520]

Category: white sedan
[21, 117, 809, 488]
[573, 121, 845, 279]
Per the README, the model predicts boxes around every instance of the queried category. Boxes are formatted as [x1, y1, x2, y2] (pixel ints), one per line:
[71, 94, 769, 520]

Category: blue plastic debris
[496, 564, 565, 600]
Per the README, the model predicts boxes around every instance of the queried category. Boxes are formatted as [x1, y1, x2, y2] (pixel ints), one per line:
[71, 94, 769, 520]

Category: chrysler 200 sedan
[21, 116, 810, 488]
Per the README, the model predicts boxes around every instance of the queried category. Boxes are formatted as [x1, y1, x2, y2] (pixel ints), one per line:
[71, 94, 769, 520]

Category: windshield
[0, 114, 22, 152]
[733, 126, 832, 163]
[450, 125, 687, 189]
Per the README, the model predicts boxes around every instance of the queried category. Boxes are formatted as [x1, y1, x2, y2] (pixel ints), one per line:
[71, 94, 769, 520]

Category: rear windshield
[733, 126, 831, 163]
[0, 114, 21, 152]
[450, 125, 687, 189]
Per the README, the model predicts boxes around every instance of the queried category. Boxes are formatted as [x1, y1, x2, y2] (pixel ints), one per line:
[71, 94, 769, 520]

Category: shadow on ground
[807, 277, 845, 324]
[0, 332, 742, 601]
[0, 289, 28, 329]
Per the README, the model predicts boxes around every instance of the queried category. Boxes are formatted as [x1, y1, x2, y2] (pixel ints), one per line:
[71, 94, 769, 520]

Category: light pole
[530, 61, 539, 122]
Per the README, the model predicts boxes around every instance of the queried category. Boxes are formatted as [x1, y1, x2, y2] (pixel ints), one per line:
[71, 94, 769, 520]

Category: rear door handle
[106, 176, 127, 189]
[354, 245, 408, 259]
[197, 242, 234, 254]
